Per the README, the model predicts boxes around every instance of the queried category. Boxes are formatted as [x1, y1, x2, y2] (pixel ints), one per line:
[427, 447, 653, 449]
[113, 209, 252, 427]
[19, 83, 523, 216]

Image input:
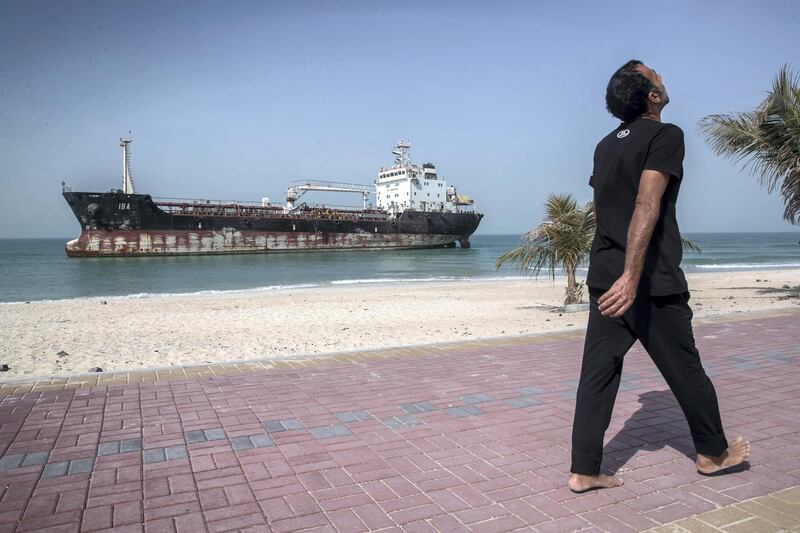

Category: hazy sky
[1, 0, 799, 238]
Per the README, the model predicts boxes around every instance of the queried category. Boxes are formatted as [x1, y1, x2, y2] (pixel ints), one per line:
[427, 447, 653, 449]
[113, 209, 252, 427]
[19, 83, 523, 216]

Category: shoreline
[3, 264, 800, 305]
[1, 268, 798, 378]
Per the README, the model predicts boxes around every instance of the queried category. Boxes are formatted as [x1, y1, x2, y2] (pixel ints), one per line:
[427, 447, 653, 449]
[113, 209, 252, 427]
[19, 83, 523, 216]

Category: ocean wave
[330, 275, 533, 285]
[688, 262, 800, 270]
[0, 283, 321, 304]
[0, 276, 552, 304]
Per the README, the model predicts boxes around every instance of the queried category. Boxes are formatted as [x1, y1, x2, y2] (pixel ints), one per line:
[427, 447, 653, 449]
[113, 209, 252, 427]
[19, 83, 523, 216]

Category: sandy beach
[1, 268, 798, 378]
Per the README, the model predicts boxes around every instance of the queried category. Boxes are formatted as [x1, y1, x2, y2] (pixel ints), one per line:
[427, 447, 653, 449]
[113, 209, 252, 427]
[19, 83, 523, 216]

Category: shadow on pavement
[601, 390, 750, 475]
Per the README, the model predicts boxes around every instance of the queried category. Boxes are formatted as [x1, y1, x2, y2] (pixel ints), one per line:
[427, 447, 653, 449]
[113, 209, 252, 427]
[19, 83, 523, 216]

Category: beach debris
[784, 284, 792, 289]
[101, 300, 107, 305]
[89, 367, 103, 373]
[24, 301, 30, 304]
[56, 350, 69, 357]
[0, 364, 9, 372]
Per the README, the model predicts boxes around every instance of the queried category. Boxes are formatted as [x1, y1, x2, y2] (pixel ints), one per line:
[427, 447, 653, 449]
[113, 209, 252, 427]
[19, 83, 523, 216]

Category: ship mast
[120, 135, 135, 194]
[392, 140, 411, 168]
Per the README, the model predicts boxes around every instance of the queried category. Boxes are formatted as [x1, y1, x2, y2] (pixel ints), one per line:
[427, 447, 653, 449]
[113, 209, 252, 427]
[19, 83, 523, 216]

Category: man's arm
[598, 170, 670, 317]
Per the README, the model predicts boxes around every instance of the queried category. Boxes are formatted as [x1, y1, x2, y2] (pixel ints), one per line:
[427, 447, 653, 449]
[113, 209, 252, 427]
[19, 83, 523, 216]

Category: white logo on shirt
[617, 129, 630, 138]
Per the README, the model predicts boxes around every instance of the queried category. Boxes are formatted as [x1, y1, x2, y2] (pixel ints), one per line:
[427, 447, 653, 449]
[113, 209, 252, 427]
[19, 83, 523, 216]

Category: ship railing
[154, 198, 387, 222]
[153, 197, 268, 207]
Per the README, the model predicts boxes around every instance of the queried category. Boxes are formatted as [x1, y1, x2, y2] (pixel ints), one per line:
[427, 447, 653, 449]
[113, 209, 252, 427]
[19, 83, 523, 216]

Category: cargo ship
[62, 139, 483, 256]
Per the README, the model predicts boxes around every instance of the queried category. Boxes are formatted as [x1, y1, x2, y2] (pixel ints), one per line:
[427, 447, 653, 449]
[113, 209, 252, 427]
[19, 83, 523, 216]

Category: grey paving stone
[309, 426, 333, 439]
[97, 441, 121, 456]
[0, 454, 25, 470]
[400, 401, 438, 414]
[281, 419, 304, 430]
[559, 390, 577, 399]
[734, 362, 760, 369]
[383, 415, 421, 429]
[515, 386, 547, 395]
[460, 393, 494, 404]
[185, 430, 207, 444]
[165, 445, 188, 460]
[334, 410, 373, 423]
[263, 421, 284, 432]
[264, 418, 303, 432]
[42, 461, 69, 478]
[505, 397, 541, 408]
[231, 436, 255, 451]
[447, 406, 485, 417]
[204, 429, 227, 441]
[250, 434, 273, 448]
[383, 418, 404, 429]
[328, 424, 353, 437]
[618, 382, 638, 392]
[309, 424, 352, 439]
[68, 457, 94, 475]
[395, 414, 421, 426]
[143, 447, 167, 464]
[21, 451, 50, 467]
[120, 438, 143, 453]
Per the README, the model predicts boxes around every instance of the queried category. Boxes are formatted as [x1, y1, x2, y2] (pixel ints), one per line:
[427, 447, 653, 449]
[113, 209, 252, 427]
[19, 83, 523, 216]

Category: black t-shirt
[587, 117, 688, 296]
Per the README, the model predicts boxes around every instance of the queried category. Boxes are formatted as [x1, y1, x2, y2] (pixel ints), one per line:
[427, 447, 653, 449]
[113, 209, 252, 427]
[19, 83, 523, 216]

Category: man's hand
[598, 273, 638, 318]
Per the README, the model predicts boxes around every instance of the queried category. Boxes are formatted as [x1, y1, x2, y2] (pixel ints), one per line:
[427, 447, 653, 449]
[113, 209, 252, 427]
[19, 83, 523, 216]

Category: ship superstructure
[376, 141, 474, 214]
[62, 139, 483, 256]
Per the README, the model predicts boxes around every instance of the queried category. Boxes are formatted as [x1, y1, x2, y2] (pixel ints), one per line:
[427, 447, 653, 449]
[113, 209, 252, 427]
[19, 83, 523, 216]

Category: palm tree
[496, 193, 703, 307]
[699, 65, 800, 224]
[496, 193, 594, 306]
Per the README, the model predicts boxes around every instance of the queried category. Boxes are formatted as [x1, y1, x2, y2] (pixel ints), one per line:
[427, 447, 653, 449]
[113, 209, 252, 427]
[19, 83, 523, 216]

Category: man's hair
[605, 59, 656, 122]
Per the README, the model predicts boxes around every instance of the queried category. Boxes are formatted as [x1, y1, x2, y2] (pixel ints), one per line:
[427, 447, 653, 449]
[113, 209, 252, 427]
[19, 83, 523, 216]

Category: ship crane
[285, 180, 374, 211]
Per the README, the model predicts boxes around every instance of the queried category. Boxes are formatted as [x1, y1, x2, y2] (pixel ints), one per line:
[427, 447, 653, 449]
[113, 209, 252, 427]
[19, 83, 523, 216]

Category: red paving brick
[0, 312, 798, 531]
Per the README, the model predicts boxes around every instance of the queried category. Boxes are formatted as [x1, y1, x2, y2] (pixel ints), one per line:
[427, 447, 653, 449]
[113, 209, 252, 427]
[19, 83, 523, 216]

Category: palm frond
[681, 238, 703, 253]
[495, 193, 595, 281]
[699, 65, 800, 224]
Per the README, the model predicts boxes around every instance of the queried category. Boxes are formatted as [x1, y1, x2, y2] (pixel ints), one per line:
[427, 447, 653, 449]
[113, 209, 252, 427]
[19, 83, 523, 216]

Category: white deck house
[375, 141, 472, 214]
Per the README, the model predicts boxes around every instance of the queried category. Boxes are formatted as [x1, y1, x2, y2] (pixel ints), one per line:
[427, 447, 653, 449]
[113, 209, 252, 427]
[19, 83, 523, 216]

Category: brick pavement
[0, 311, 798, 532]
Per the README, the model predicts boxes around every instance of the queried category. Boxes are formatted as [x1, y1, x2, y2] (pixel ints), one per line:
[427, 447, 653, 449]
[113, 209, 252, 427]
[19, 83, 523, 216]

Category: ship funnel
[120, 135, 135, 194]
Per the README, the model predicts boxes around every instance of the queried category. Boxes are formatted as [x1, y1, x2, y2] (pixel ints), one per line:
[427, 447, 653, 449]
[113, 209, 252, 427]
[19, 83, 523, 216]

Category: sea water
[0, 233, 798, 303]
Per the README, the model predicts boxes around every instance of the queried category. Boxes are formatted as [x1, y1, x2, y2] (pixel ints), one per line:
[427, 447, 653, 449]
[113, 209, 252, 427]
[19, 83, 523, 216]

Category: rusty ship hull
[63, 191, 483, 257]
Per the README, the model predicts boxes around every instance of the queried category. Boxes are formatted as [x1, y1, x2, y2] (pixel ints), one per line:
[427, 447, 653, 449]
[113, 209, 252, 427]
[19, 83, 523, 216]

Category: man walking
[568, 60, 750, 493]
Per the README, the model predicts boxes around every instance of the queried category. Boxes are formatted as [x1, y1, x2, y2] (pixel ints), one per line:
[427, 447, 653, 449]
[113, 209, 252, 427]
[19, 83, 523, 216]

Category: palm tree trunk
[565, 266, 582, 305]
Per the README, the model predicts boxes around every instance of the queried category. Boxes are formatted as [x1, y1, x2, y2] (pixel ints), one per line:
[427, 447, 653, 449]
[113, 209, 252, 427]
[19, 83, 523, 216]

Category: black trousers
[570, 286, 728, 475]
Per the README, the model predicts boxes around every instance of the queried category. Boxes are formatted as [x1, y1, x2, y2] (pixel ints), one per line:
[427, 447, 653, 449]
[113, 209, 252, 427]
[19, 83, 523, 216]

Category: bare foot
[696, 436, 751, 475]
[568, 473, 623, 493]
